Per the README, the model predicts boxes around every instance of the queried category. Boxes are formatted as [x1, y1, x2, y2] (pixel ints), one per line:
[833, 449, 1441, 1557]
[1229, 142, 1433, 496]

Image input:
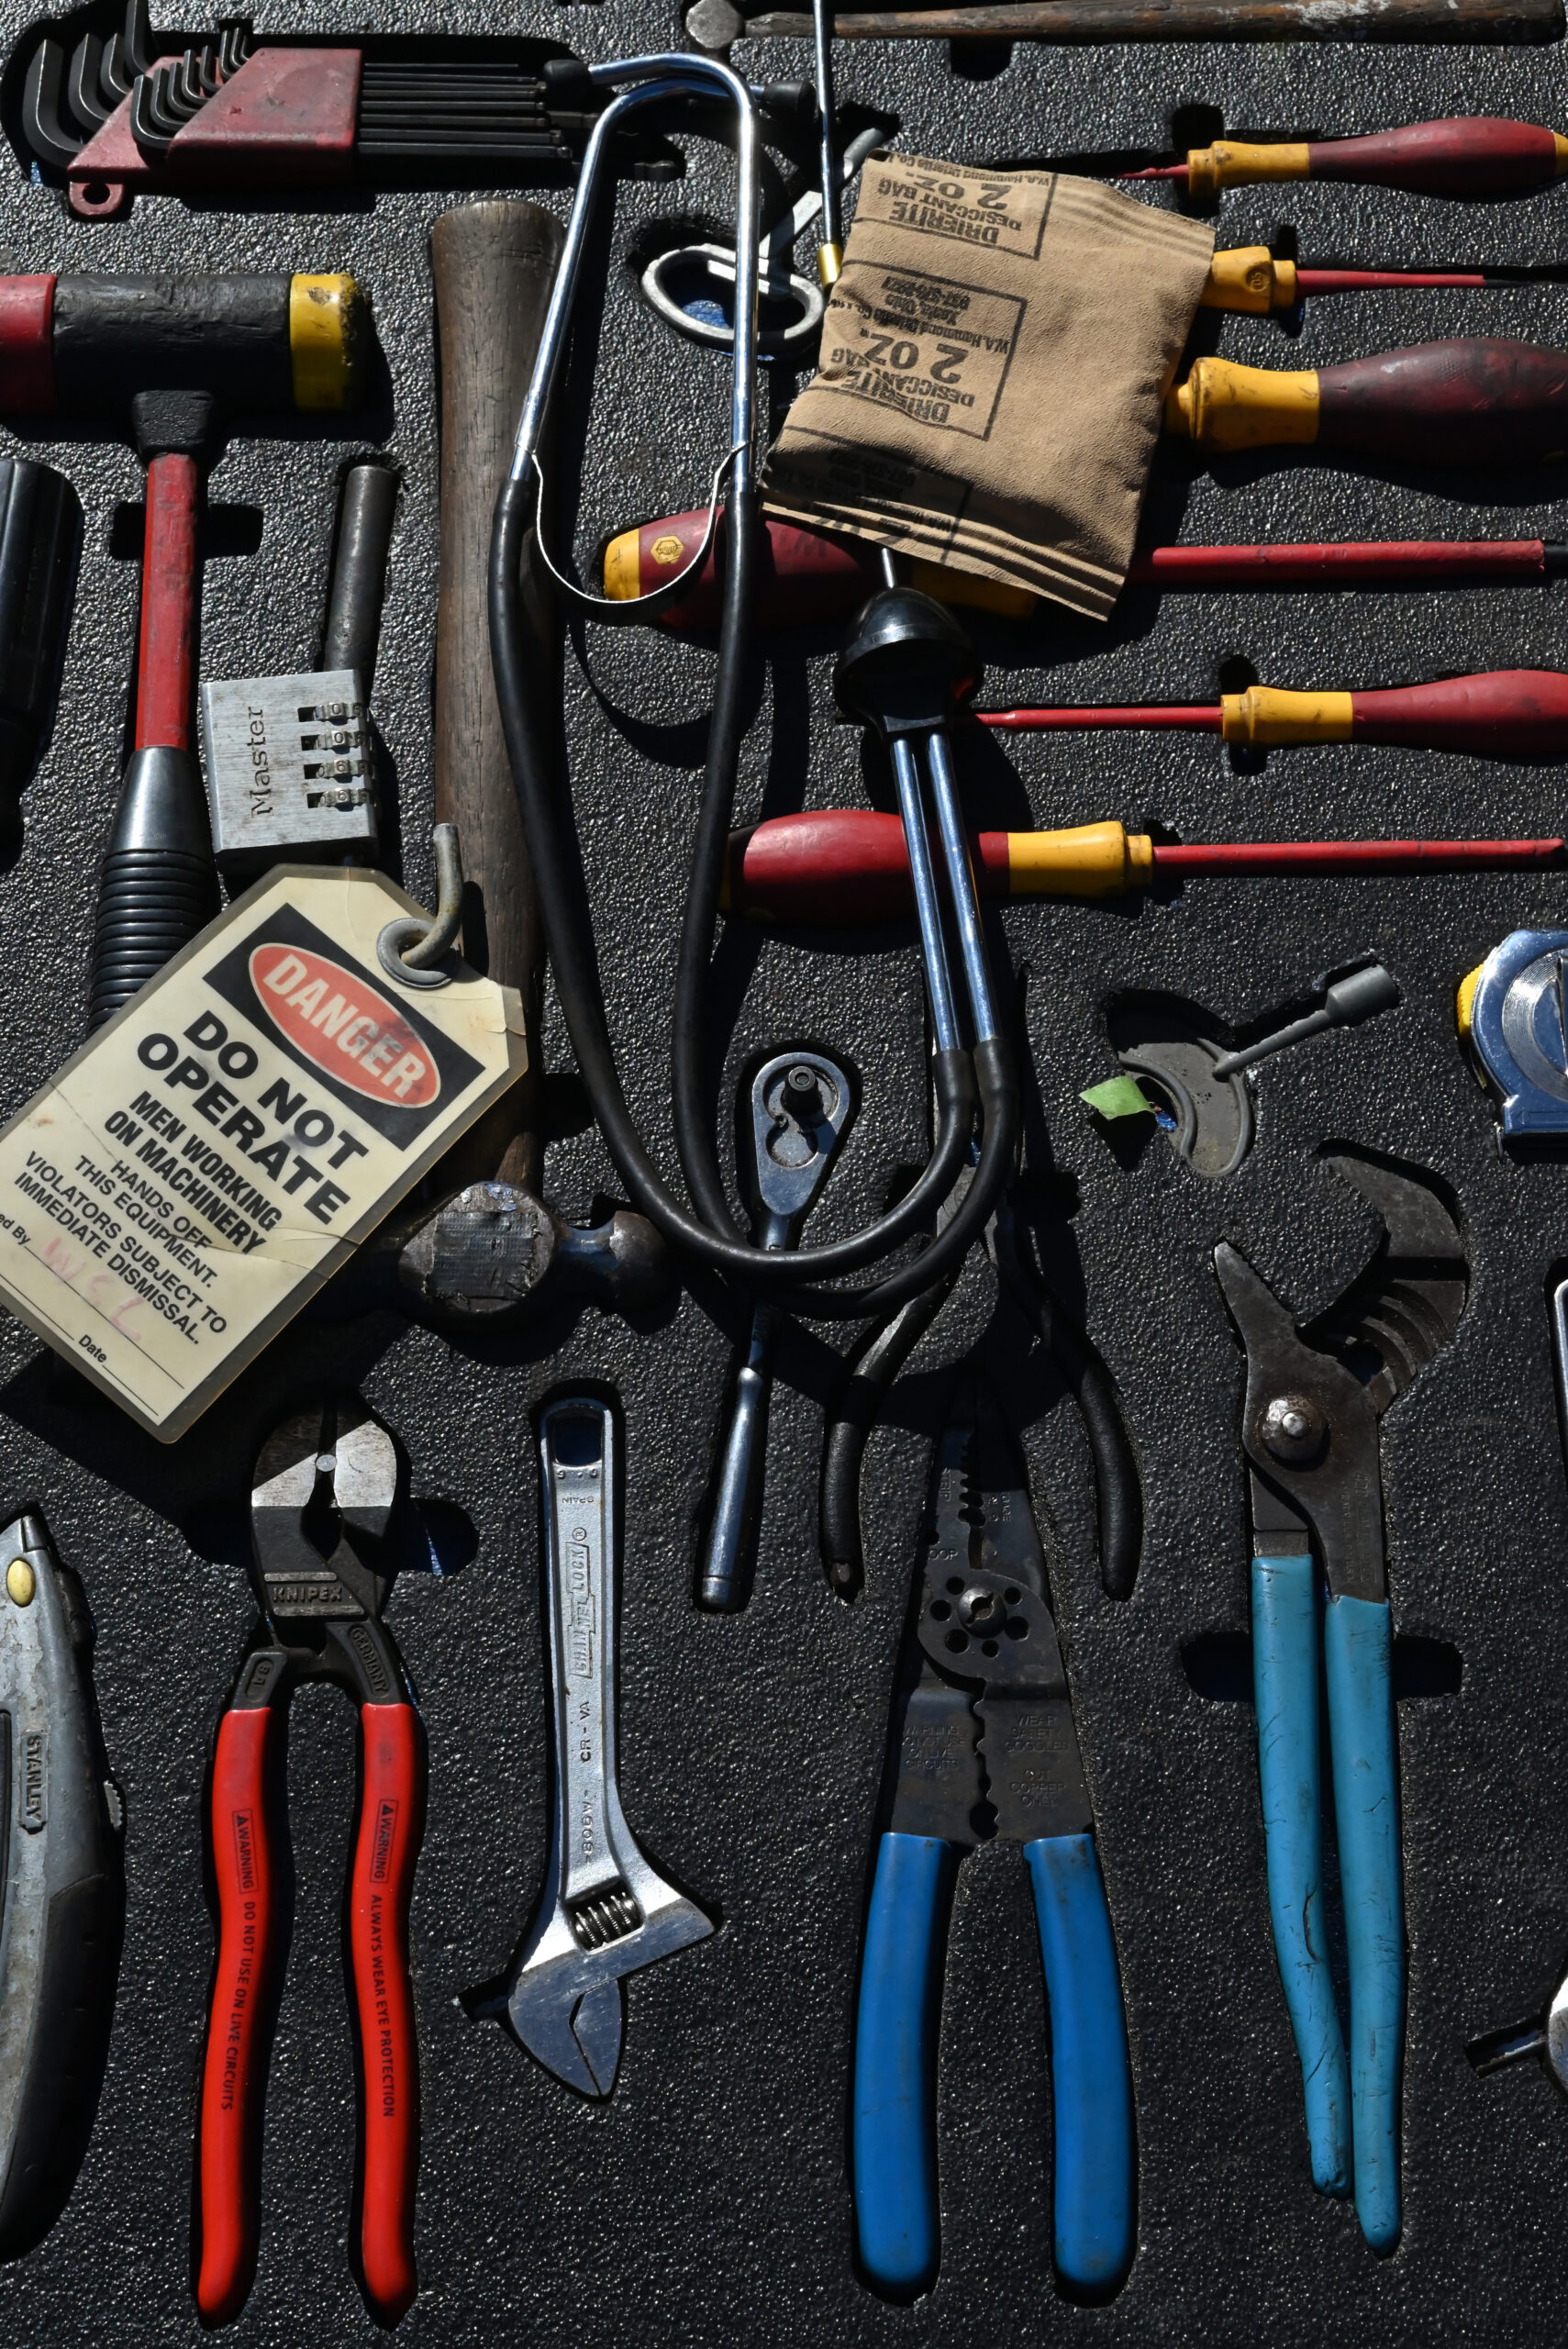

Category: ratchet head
[1468, 1966, 1568, 2095]
[748, 1048, 853, 1233]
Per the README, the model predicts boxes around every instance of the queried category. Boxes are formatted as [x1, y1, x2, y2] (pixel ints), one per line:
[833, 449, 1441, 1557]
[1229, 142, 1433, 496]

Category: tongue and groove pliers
[196, 1401, 425, 2328]
[851, 1377, 1134, 2300]
[1214, 1150, 1467, 2254]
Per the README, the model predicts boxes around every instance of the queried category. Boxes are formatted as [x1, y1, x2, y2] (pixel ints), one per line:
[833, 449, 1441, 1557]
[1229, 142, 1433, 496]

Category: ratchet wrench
[470, 1397, 712, 2095]
[697, 1051, 852, 1611]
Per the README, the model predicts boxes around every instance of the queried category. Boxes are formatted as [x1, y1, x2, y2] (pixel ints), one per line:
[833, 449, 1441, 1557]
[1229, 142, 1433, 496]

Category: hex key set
[1, 0, 1568, 2337]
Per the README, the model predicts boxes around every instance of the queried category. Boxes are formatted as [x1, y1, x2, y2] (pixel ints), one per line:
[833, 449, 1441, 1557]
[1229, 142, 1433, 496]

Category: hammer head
[395, 1181, 672, 1321]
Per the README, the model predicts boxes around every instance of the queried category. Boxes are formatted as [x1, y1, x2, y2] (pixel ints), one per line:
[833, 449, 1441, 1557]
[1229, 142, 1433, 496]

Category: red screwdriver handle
[610, 504, 875, 631]
[1350, 664, 1568, 752]
[197, 1706, 279, 2327]
[1318, 338, 1568, 465]
[350, 1701, 424, 2326]
[727, 810, 1011, 922]
[1306, 117, 1566, 196]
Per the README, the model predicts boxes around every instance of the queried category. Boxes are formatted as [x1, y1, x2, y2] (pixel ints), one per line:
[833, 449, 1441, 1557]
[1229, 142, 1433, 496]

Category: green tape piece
[1080, 1074, 1153, 1121]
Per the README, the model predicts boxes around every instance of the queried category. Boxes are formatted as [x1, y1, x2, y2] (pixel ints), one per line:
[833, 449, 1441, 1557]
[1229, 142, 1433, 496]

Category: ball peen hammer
[349, 205, 671, 1330]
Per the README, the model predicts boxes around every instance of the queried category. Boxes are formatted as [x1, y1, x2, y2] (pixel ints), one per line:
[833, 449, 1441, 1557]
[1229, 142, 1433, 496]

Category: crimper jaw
[249, 1403, 399, 1666]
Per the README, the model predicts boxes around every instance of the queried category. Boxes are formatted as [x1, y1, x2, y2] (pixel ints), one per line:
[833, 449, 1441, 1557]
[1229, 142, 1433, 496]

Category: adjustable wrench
[471, 1397, 711, 2095]
[697, 1051, 852, 1611]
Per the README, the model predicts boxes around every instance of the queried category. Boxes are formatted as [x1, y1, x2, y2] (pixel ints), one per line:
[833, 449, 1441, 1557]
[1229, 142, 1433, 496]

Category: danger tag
[0, 866, 527, 1440]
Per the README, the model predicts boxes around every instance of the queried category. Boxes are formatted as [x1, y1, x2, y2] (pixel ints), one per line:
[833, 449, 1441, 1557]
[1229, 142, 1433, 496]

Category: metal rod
[925, 729, 998, 1044]
[890, 735, 961, 1052]
[812, 0, 843, 284]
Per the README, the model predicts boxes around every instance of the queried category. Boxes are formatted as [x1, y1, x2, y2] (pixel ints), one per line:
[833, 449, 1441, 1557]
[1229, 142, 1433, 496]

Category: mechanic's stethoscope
[488, 52, 1017, 1316]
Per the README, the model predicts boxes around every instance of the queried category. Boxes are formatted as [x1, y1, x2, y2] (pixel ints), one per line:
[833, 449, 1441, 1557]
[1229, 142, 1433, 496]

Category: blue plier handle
[854, 1829, 1133, 2296]
[1251, 1552, 1402, 2245]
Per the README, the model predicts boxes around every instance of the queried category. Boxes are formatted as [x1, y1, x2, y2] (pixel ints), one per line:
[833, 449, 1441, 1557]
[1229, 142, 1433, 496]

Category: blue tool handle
[1251, 1553, 1351, 2198]
[1026, 1833, 1135, 2294]
[696, 1301, 780, 1610]
[853, 1832, 954, 2297]
[1324, 1592, 1405, 2254]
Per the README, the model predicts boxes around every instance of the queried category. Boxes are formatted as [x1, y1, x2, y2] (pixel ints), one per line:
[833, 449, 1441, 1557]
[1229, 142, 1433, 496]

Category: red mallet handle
[135, 452, 199, 752]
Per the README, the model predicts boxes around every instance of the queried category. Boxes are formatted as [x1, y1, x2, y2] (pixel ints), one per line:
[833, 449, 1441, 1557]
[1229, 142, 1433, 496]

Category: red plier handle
[196, 1696, 425, 2326]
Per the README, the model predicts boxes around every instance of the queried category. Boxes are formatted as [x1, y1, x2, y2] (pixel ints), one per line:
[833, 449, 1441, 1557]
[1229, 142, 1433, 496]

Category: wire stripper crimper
[851, 1377, 1134, 2300]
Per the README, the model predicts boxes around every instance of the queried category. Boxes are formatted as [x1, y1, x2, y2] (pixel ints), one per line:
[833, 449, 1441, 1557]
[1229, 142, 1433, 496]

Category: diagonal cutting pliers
[196, 1401, 426, 2328]
[851, 1376, 1134, 2300]
[1214, 1150, 1466, 2253]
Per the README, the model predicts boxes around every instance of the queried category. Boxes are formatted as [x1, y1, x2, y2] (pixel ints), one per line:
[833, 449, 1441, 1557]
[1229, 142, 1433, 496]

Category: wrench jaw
[505, 1870, 714, 2099]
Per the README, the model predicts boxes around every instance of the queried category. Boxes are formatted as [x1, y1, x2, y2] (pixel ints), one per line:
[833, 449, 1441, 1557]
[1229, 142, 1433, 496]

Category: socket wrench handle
[322, 460, 397, 696]
[697, 1297, 780, 1609]
[696, 1052, 852, 1611]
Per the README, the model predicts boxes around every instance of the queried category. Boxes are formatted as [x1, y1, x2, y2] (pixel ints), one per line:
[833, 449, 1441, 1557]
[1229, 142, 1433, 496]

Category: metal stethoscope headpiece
[508, 54, 762, 626]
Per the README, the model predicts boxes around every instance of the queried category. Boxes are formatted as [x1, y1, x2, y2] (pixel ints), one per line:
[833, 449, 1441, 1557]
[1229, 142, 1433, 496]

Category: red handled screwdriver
[979, 668, 1568, 756]
[1164, 338, 1568, 462]
[1124, 116, 1568, 200]
[605, 509, 1568, 629]
[722, 811, 1562, 924]
[1202, 247, 1568, 312]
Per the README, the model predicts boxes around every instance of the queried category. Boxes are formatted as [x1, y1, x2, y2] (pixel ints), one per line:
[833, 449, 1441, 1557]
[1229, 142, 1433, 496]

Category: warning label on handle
[0, 865, 527, 1442]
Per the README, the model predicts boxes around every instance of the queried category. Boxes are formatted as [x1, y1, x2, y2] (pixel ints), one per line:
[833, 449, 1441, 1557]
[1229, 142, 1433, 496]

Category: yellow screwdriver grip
[1006, 821, 1154, 896]
[1184, 139, 1312, 202]
[909, 559, 1035, 618]
[1221, 685, 1355, 746]
[1200, 247, 1299, 315]
[1164, 354, 1320, 451]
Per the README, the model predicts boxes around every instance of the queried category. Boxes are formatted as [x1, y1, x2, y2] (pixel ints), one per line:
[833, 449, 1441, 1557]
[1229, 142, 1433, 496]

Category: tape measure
[1458, 930, 1568, 1135]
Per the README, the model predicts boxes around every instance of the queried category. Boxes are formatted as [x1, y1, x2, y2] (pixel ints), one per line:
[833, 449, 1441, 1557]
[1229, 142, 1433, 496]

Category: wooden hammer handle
[429, 200, 564, 1186]
[746, 0, 1561, 37]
